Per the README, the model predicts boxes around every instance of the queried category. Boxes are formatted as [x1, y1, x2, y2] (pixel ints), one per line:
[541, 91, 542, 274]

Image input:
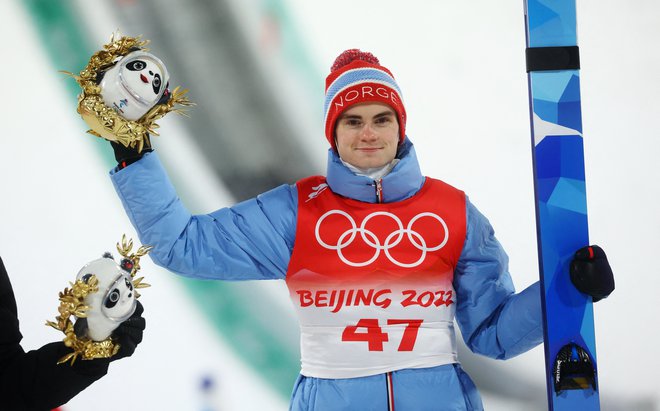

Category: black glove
[110, 87, 171, 169]
[111, 138, 152, 169]
[111, 300, 146, 360]
[570, 245, 615, 302]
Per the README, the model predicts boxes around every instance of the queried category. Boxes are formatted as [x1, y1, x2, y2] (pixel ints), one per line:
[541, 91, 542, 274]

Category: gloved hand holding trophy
[46, 236, 151, 364]
[65, 33, 193, 154]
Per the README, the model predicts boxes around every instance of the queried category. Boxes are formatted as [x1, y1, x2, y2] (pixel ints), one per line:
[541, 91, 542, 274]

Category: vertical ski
[523, 1, 600, 410]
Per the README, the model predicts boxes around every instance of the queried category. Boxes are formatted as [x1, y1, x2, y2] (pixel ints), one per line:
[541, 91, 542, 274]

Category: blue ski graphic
[523, 1, 600, 410]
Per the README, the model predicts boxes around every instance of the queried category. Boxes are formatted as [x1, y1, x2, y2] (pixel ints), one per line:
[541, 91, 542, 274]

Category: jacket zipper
[375, 178, 383, 203]
[378, 180, 392, 409]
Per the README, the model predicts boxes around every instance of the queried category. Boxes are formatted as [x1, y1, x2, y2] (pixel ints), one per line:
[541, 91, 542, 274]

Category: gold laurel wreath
[63, 34, 194, 152]
[46, 235, 152, 365]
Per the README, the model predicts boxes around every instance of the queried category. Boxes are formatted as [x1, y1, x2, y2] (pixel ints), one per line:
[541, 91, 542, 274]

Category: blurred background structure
[1, 0, 658, 410]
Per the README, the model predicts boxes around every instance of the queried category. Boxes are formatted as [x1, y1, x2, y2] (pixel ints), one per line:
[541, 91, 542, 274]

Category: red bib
[286, 176, 466, 378]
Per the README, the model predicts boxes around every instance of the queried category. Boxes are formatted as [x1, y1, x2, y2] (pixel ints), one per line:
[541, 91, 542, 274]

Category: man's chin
[355, 160, 389, 169]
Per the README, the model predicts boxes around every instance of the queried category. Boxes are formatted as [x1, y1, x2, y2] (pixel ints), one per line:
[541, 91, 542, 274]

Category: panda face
[98, 50, 170, 121]
[76, 256, 137, 324]
[101, 273, 136, 321]
[118, 53, 169, 107]
[125, 59, 163, 95]
[104, 277, 134, 309]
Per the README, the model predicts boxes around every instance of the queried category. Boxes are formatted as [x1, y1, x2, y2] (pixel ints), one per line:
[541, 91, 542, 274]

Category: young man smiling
[334, 103, 400, 172]
[107, 49, 614, 410]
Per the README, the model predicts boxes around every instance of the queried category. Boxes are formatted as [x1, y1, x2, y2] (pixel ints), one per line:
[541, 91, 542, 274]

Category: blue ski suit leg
[289, 364, 482, 411]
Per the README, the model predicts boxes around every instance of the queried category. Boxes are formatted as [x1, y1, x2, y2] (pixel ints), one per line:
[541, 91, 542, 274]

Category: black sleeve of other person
[0, 256, 110, 411]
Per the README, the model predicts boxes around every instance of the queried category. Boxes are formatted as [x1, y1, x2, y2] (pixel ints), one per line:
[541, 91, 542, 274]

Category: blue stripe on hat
[324, 68, 403, 115]
[323, 79, 404, 122]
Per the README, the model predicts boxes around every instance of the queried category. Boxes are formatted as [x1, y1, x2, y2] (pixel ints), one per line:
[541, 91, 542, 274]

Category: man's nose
[360, 123, 377, 140]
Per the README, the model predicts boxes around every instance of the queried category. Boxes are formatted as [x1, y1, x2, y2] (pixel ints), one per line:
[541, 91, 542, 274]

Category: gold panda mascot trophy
[64, 33, 192, 153]
[51, 34, 192, 363]
[47, 236, 151, 364]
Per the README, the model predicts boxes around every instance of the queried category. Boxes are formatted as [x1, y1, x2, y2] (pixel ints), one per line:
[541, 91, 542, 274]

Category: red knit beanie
[324, 49, 406, 149]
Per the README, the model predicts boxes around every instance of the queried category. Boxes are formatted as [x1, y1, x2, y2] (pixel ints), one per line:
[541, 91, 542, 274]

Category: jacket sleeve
[453, 199, 543, 360]
[1, 257, 109, 411]
[110, 151, 297, 280]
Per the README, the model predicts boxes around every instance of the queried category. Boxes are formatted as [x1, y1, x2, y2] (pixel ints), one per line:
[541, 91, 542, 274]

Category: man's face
[335, 103, 399, 169]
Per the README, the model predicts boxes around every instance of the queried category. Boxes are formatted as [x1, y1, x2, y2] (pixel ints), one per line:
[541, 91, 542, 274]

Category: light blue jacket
[111, 138, 542, 410]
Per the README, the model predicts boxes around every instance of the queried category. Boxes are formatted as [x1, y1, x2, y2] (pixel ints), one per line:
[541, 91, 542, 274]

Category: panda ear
[95, 67, 110, 85]
[73, 317, 88, 338]
[156, 85, 171, 105]
[102, 252, 114, 260]
[120, 258, 135, 273]
[81, 273, 93, 283]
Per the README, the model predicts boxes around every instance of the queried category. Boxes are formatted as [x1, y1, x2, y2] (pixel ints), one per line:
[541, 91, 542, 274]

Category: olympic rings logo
[315, 210, 449, 268]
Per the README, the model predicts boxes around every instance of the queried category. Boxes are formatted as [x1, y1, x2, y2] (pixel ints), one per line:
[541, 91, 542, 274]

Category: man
[0, 256, 145, 411]
[107, 49, 613, 410]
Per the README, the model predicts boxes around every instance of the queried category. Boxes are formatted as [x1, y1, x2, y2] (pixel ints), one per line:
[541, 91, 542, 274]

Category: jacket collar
[325, 138, 424, 203]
